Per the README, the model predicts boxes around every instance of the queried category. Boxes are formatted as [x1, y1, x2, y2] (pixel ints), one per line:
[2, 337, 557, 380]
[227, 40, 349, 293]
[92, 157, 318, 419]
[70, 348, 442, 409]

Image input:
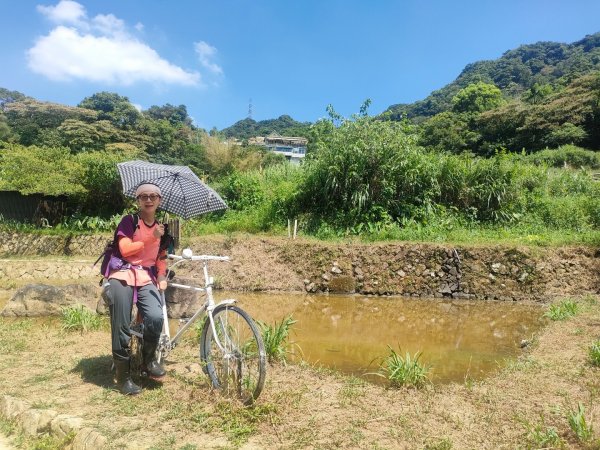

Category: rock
[327, 276, 356, 294]
[2, 284, 99, 317]
[164, 277, 201, 318]
[20, 408, 58, 436]
[50, 414, 83, 439]
[71, 427, 108, 450]
[321, 273, 331, 281]
[520, 339, 530, 348]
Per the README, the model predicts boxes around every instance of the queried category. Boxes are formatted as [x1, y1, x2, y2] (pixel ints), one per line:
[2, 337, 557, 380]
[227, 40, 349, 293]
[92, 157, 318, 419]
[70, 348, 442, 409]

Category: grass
[60, 305, 103, 332]
[567, 403, 595, 443]
[544, 299, 579, 321]
[589, 340, 600, 367]
[256, 315, 297, 364]
[521, 416, 562, 449]
[375, 346, 430, 388]
[0, 318, 32, 353]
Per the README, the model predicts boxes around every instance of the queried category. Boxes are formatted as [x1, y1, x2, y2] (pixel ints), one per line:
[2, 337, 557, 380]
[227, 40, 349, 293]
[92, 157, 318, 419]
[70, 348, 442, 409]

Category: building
[259, 133, 308, 164]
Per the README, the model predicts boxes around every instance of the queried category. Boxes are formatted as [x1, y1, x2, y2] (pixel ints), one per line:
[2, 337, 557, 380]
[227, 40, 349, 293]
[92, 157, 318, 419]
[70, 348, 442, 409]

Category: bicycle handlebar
[167, 253, 230, 262]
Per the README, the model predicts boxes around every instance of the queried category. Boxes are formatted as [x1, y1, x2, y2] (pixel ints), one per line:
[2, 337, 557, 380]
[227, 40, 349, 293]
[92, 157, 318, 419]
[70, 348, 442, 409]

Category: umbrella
[117, 160, 227, 219]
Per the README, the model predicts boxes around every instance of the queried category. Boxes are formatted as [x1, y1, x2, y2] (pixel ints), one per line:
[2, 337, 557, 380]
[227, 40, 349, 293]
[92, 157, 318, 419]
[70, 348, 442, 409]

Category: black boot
[142, 340, 166, 379]
[113, 351, 142, 395]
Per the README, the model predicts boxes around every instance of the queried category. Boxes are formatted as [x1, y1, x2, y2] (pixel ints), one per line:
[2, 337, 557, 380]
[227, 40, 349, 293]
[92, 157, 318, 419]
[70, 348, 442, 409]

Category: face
[136, 191, 161, 214]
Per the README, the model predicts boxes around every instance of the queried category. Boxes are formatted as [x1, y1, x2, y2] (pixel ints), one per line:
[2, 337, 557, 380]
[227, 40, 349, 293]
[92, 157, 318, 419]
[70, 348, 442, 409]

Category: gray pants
[106, 279, 164, 356]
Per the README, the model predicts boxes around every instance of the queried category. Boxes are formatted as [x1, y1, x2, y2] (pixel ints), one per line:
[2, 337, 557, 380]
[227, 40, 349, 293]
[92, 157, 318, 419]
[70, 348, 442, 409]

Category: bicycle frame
[157, 253, 235, 360]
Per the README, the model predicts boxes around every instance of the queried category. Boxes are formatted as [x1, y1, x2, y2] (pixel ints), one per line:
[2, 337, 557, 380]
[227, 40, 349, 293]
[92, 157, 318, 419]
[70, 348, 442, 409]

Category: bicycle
[129, 249, 267, 404]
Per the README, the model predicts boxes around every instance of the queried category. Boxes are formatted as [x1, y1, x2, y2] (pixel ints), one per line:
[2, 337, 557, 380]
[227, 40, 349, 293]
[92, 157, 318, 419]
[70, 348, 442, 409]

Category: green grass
[544, 299, 579, 321]
[376, 346, 430, 388]
[256, 315, 298, 364]
[567, 403, 595, 443]
[60, 305, 103, 332]
[0, 319, 32, 353]
[589, 340, 600, 367]
[524, 423, 561, 448]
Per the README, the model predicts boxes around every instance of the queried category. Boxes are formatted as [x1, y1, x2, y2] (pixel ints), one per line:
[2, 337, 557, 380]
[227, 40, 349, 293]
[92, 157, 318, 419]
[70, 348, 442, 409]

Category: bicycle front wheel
[200, 304, 266, 404]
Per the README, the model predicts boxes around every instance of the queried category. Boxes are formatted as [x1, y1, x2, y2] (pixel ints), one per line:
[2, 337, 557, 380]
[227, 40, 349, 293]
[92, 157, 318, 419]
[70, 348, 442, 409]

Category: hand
[153, 223, 165, 239]
[158, 279, 168, 291]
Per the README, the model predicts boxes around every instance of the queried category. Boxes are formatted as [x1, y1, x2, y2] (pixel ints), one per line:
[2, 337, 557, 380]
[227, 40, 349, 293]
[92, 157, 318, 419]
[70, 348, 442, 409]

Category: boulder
[164, 277, 202, 318]
[1, 284, 99, 317]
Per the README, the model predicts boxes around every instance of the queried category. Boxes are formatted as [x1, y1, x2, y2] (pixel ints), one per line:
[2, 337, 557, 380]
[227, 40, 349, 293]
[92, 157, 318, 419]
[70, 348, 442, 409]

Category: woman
[107, 183, 168, 395]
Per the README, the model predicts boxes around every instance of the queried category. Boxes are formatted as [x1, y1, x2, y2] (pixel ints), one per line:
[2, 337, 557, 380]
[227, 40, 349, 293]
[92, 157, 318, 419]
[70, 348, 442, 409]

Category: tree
[0, 143, 84, 196]
[524, 83, 553, 104]
[418, 111, 480, 154]
[144, 104, 192, 126]
[452, 82, 504, 114]
[78, 92, 140, 129]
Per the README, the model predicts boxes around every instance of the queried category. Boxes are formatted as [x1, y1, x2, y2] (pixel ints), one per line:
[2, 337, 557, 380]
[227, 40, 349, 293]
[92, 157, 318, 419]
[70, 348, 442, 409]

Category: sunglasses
[137, 194, 161, 202]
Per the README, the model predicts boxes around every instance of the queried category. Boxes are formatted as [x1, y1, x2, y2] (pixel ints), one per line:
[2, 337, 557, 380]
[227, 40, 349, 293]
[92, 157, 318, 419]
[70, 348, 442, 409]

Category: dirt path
[1, 296, 599, 449]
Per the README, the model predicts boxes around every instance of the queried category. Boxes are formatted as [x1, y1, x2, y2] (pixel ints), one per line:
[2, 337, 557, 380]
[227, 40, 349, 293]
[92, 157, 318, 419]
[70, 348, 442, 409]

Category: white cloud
[29, 1, 202, 87]
[28, 26, 200, 86]
[37, 0, 86, 26]
[194, 41, 223, 75]
[92, 14, 126, 37]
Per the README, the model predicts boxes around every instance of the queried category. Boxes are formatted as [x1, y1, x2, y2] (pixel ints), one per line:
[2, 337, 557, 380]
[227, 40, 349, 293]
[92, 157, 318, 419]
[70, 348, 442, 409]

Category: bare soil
[1, 292, 599, 449]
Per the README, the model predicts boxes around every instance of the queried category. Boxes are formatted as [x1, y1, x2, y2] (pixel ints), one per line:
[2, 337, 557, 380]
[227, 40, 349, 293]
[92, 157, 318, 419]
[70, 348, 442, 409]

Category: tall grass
[61, 305, 102, 332]
[256, 315, 297, 364]
[567, 403, 595, 443]
[589, 340, 600, 367]
[376, 346, 430, 388]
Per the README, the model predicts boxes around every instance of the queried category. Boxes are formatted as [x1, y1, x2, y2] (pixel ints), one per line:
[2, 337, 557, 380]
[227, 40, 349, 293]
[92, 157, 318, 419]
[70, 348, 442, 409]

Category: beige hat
[135, 183, 161, 197]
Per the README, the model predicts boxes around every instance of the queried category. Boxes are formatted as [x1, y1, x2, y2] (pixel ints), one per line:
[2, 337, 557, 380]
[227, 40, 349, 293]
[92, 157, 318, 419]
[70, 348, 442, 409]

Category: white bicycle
[129, 249, 267, 404]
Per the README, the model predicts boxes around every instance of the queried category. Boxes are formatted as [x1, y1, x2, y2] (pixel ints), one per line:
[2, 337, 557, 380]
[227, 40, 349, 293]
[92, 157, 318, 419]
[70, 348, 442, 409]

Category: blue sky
[1, 1, 599, 130]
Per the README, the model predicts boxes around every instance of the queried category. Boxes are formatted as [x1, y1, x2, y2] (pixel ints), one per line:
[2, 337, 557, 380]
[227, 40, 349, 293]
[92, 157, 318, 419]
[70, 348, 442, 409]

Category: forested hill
[383, 32, 600, 122]
[220, 115, 311, 140]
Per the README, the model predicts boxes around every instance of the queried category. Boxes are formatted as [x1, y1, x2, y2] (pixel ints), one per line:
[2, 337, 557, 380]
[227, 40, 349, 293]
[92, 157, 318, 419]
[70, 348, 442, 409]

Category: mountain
[383, 32, 600, 122]
[220, 115, 311, 140]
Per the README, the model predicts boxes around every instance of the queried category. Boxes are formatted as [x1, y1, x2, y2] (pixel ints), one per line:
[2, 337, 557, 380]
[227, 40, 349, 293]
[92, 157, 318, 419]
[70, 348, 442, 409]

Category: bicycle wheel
[200, 304, 266, 404]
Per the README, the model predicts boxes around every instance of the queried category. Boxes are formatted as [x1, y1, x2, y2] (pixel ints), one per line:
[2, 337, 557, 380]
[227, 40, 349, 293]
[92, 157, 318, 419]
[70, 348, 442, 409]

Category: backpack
[93, 214, 139, 283]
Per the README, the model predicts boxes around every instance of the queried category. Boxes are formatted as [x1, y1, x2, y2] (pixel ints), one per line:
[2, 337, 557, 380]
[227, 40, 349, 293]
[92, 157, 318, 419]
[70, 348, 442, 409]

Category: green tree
[452, 82, 504, 114]
[0, 143, 84, 196]
[418, 111, 480, 154]
[78, 92, 140, 129]
[144, 104, 192, 126]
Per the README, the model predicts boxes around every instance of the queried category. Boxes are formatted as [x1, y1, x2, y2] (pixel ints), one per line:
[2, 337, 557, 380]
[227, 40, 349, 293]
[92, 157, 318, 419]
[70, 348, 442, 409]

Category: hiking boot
[113, 351, 142, 395]
[142, 341, 166, 379]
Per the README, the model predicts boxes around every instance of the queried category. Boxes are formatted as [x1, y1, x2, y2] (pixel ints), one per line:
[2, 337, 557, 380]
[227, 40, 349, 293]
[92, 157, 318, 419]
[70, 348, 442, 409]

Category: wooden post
[293, 219, 298, 239]
[288, 219, 291, 238]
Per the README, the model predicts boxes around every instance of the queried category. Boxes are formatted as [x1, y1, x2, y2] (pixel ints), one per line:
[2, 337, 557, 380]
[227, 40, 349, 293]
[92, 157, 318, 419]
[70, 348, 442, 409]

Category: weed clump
[61, 304, 102, 332]
[544, 299, 578, 321]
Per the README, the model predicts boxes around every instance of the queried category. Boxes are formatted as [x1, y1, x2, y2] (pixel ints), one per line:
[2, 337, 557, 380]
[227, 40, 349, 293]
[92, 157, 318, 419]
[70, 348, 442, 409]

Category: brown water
[212, 291, 546, 384]
[0, 289, 546, 384]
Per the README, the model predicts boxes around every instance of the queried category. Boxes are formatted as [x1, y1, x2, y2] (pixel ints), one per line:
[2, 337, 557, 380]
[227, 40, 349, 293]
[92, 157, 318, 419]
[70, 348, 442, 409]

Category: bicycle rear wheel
[200, 304, 266, 404]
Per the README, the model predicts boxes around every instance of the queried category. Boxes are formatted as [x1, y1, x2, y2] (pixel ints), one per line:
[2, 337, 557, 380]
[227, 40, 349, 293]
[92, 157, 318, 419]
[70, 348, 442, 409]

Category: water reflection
[213, 291, 546, 384]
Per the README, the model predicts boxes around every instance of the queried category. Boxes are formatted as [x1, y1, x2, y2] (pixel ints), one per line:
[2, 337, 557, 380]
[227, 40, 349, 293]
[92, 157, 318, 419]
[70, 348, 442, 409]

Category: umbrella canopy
[117, 160, 227, 219]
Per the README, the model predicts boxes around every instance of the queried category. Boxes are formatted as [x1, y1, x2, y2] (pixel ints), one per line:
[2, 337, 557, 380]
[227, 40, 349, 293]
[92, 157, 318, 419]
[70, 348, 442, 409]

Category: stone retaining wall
[1, 232, 599, 302]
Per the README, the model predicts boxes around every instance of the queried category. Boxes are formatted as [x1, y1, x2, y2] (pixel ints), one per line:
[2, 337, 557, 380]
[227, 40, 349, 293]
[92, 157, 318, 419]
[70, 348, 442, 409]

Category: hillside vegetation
[1, 33, 599, 245]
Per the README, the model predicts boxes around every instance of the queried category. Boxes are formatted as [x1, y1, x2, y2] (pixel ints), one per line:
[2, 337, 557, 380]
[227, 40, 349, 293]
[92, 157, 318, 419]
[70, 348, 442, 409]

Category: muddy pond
[208, 292, 545, 384]
[0, 289, 546, 385]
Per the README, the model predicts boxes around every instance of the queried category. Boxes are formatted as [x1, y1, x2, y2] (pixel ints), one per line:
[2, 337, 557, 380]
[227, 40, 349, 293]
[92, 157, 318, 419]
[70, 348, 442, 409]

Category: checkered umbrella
[117, 160, 227, 219]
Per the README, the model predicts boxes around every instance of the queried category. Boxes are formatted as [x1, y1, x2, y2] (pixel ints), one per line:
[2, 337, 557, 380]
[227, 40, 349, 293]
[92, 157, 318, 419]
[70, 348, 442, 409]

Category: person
[106, 183, 168, 395]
